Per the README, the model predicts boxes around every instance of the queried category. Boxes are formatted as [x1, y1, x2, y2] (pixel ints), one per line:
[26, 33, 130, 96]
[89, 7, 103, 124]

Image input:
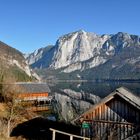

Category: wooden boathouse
[17, 82, 52, 111]
[74, 87, 140, 140]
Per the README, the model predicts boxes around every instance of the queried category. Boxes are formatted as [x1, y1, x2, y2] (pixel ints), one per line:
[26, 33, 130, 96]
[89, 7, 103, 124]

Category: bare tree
[1, 77, 36, 138]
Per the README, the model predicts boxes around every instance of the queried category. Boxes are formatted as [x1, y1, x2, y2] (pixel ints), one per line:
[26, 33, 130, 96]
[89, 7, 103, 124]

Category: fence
[91, 120, 139, 140]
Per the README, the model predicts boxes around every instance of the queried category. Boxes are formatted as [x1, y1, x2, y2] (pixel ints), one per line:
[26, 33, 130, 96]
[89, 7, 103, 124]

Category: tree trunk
[7, 105, 13, 138]
[7, 119, 11, 138]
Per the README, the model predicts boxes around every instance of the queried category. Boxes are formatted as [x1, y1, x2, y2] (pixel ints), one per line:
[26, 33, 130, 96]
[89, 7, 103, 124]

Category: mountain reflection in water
[49, 81, 140, 97]
[48, 81, 140, 122]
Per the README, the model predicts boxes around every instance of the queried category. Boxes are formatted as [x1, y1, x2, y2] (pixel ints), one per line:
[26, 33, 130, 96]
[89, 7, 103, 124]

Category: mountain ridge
[0, 41, 40, 82]
[26, 30, 140, 80]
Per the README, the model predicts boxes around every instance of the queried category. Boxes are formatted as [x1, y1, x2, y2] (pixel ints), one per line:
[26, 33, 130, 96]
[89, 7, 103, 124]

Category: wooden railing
[50, 128, 90, 140]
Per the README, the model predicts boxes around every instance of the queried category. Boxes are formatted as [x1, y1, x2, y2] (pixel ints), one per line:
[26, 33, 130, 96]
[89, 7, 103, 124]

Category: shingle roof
[115, 87, 140, 109]
[16, 82, 50, 93]
[74, 87, 140, 123]
[87, 87, 140, 113]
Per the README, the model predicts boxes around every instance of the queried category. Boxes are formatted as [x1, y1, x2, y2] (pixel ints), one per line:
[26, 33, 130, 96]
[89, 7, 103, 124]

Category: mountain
[0, 41, 40, 82]
[27, 30, 140, 80]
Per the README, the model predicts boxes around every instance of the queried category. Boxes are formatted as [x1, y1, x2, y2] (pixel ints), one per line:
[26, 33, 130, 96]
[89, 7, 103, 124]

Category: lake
[47, 81, 140, 122]
[49, 81, 140, 98]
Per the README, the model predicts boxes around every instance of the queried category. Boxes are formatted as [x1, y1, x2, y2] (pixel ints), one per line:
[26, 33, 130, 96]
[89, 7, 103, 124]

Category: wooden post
[70, 135, 73, 140]
[52, 130, 56, 140]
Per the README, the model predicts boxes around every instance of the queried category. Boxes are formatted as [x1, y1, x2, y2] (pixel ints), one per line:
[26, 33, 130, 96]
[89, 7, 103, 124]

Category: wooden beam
[79, 119, 137, 127]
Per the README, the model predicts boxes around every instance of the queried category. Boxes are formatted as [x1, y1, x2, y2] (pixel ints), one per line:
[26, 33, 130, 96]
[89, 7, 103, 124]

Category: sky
[0, 0, 140, 53]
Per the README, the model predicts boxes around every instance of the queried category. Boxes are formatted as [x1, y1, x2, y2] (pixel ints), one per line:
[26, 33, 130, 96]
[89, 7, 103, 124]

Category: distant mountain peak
[76, 29, 86, 33]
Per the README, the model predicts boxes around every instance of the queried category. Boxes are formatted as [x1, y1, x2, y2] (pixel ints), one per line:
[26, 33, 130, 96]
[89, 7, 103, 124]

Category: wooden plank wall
[82, 96, 140, 139]
[83, 97, 140, 123]
[19, 92, 49, 98]
[18, 93, 50, 102]
[92, 121, 135, 139]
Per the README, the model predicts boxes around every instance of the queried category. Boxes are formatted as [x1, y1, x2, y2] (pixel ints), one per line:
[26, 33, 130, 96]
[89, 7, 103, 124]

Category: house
[75, 87, 140, 139]
[16, 82, 52, 109]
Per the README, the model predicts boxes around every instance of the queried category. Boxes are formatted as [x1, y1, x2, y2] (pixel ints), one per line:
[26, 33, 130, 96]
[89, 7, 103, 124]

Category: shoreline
[46, 79, 140, 83]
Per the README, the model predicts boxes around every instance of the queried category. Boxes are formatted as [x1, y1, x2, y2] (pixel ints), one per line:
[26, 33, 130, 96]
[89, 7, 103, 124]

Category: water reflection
[47, 81, 140, 122]
[49, 81, 140, 98]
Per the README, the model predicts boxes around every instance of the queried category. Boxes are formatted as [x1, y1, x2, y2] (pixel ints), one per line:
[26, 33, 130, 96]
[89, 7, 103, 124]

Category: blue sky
[0, 0, 140, 53]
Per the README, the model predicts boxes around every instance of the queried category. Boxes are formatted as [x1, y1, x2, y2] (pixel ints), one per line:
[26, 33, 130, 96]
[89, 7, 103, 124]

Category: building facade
[75, 87, 140, 139]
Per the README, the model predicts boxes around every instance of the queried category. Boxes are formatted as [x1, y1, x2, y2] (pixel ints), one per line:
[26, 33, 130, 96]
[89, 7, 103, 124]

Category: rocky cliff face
[28, 30, 110, 71]
[49, 30, 110, 70]
[27, 30, 140, 80]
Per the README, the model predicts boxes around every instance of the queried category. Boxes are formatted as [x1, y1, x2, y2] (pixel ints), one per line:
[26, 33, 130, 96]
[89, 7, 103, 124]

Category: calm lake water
[49, 81, 140, 98]
[47, 81, 140, 122]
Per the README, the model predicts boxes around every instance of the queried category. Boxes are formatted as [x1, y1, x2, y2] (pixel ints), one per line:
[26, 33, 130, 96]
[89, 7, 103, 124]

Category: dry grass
[0, 103, 5, 110]
[0, 134, 26, 140]
[0, 103, 35, 140]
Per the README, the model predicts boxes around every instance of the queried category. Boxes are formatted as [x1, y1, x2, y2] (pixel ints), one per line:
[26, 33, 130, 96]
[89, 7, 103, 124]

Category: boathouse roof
[115, 87, 140, 109]
[74, 87, 140, 122]
[86, 87, 140, 113]
[16, 82, 51, 93]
